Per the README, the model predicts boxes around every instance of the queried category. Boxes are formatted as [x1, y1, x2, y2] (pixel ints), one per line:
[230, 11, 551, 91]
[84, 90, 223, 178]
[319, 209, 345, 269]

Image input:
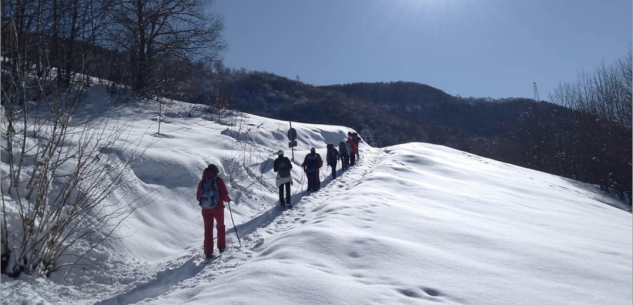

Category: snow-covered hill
[2, 85, 631, 305]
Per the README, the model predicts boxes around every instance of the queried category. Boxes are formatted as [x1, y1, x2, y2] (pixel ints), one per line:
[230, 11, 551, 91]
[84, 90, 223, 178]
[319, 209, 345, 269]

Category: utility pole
[533, 82, 540, 102]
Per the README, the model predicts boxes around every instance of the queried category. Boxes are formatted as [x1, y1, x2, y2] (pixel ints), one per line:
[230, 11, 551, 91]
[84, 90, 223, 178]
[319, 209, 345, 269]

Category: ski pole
[296, 170, 305, 197]
[227, 202, 241, 248]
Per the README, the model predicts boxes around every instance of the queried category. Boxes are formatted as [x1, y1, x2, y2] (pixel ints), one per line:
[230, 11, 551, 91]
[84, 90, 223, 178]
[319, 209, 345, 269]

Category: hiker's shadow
[231, 186, 306, 238]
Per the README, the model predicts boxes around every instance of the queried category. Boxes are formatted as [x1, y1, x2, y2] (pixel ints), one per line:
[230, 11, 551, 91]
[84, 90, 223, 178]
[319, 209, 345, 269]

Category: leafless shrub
[1, 12, 150, 277]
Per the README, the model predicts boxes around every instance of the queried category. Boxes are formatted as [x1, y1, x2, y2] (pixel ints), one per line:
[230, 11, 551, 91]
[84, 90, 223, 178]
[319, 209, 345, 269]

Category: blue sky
[212, 0, 631, 100]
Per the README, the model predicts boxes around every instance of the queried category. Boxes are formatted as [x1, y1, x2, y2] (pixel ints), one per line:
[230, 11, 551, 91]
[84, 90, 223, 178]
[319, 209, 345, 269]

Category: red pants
[202, 207, 225, 254]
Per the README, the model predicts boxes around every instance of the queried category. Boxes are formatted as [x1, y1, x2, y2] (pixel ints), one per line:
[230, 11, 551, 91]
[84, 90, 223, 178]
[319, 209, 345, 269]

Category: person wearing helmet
[274, 150, 293, 209]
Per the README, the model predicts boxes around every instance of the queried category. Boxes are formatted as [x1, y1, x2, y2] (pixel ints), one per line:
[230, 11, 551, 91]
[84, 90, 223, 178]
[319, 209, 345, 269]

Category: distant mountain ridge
[217, 72, 567, 141]
[322, 81, 571, 138]
[211, 71, 630, 201]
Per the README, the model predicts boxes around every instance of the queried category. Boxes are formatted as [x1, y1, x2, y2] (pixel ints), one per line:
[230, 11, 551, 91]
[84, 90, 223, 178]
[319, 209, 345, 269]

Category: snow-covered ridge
[1, 84, 631, 305]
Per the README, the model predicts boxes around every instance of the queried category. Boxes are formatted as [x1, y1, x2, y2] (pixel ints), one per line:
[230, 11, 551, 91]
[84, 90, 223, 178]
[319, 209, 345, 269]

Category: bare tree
[549, 49, 632, 197]
[1, 0, 151, 278]
[0, 0, 111, 87]
[108, 0, 226, 93]
[213, 87, 231, 123]
[1, 76, 150, 279]
[551, 49, 632, 130]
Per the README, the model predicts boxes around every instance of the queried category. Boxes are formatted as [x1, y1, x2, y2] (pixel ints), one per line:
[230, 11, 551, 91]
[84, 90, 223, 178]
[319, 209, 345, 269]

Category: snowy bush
[1, 78, 148, 278]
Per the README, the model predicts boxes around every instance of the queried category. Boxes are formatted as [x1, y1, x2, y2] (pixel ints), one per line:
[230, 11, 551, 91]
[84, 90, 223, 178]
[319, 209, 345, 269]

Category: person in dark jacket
[274, 150, 293, 209]
[196, 164, 231, 260]
[326, 143, 340, 179]
[339, 140, 350, 171]
[301, 147, 323, 193]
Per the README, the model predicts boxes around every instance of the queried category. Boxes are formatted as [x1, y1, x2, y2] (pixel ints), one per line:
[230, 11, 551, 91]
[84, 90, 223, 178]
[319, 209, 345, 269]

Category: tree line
[1, 0, 225, 95]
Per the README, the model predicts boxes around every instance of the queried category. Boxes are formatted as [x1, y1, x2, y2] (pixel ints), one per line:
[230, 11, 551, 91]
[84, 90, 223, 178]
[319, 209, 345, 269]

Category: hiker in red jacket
[196, 164, 231, 260]
[347, 136, 357, 166]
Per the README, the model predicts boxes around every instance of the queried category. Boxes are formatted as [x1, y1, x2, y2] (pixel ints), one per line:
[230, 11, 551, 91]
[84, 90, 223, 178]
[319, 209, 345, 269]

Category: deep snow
[1, 84, 631, 305]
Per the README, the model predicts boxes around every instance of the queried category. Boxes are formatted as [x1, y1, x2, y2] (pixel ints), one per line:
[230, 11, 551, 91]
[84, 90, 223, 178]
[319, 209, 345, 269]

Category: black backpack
[327, 148, 338, 164]
[199, 177, 219, 209]
[305, 154, 318, 173]
[277, 157, 291, 178]
[339, 141, 349, 156]
[351, 132, 361, 144]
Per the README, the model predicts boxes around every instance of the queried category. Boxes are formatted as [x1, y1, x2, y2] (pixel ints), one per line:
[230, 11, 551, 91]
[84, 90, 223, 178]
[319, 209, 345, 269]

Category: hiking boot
[203, 253, 216, 264]
[219, 247, 226, 254]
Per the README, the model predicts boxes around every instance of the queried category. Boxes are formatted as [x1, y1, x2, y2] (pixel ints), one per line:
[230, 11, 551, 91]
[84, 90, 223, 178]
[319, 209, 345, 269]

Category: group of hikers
[274, 131, 362, 208]
[195, 131, 361, 262]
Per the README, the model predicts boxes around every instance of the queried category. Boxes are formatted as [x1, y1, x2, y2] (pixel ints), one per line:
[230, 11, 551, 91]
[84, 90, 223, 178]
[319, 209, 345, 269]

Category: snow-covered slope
[1, 85, 631, 305]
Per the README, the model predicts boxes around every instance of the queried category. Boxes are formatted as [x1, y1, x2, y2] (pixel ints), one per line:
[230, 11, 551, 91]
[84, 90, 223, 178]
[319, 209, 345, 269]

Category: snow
[1, 84, 631, 305]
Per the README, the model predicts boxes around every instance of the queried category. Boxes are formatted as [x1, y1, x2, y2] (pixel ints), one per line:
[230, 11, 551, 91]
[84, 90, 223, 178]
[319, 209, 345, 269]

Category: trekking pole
[297, 170, 305, 196]
[227, 202, 242, 248]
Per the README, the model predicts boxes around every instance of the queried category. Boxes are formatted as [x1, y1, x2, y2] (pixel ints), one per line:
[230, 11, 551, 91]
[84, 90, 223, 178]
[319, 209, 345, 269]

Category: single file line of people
[269, 131, 362, 209]
[194, 132, 361, 261]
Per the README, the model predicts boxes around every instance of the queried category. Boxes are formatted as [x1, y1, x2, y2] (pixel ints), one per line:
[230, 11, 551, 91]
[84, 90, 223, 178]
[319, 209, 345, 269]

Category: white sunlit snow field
[1, 84, 631, 305]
